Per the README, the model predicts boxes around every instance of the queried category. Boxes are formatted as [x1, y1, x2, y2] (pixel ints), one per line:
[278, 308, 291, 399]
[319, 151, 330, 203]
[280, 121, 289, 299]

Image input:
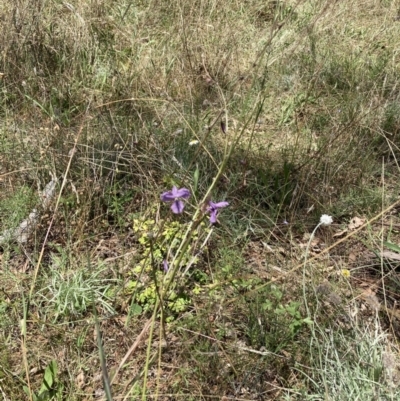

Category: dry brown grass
[1, 0, 400, 400]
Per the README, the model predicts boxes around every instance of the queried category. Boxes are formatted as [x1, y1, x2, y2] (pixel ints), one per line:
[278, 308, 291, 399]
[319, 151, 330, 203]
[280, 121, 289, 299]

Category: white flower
[189, 139, 199, 146]
[320, 214, 333, 226]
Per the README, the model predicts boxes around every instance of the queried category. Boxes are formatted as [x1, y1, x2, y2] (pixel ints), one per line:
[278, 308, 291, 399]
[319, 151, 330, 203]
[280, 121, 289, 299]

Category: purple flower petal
[173, 187, 191, 199]
[161, 187, 176, 201]
[163, 260, 169, 272]
[209, 210, 218, 224]
[207, 199, 229, 224]
[171, 199, 185, 214]
[161, 186, 191, 202]
[210, 201, 229, 209]
[161, 190, 176, 202]
[161, 186, 191, 214]
[170, 186, 179, 196]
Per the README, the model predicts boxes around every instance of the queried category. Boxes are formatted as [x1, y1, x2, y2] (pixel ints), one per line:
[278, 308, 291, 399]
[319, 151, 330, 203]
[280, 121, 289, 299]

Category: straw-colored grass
[1, 0, 400, 399]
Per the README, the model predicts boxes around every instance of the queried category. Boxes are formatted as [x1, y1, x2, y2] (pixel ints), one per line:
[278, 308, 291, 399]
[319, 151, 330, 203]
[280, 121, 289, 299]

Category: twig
[110, 318, 153, 385]
[28, 110, 89, 299]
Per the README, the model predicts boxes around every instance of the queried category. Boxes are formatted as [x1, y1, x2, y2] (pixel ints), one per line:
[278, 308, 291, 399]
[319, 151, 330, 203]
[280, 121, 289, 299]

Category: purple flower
[160, 186, 191, 214]
[207, 200, 229, 224]
[162, 259, 169, 272]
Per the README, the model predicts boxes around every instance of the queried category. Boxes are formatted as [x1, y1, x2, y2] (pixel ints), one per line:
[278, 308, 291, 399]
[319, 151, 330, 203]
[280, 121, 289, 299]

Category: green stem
[302, 223, 322, 318]
[141, 298, 159, 401]
[162, 105, 257, 298]
[142, 101, 260, 399]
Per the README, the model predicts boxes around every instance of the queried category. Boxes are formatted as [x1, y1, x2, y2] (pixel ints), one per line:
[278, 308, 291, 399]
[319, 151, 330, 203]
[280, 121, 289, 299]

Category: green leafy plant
[127, 215, 210, 317]
[23, 360, 60, 401]
[37, 253, 117, 321]
[0, 186, 37, 245]
[246, 285, 312, 352]
[105, 184, 135, 227]
[132, 217, 207, 270]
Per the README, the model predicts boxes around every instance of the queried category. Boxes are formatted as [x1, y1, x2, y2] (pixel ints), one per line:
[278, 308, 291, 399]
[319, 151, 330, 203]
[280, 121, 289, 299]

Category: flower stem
[302, 223, 322, 318]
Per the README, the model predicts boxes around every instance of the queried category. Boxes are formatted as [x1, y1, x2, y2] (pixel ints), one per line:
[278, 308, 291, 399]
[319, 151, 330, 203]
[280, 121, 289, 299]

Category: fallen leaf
[76, 370, 85, 389]
[348, 253, 357, 263]
[379, 251, 400, 261]
[348, 217, 365, 230]
[333, 228, 348, 238]
[361, 288, 381, 312]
